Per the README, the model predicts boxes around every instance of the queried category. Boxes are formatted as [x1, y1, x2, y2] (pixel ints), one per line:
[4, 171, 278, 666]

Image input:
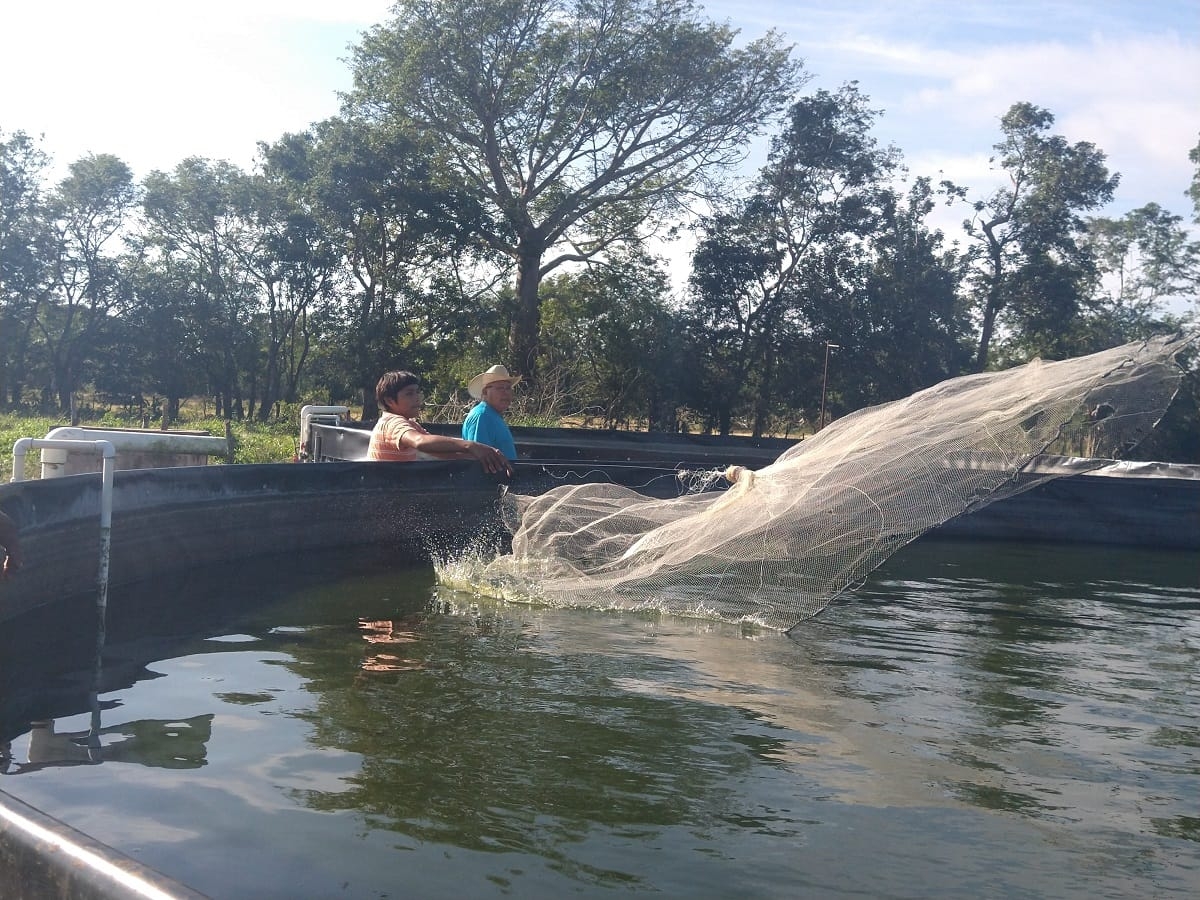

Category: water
[1, 541, 1197, 898]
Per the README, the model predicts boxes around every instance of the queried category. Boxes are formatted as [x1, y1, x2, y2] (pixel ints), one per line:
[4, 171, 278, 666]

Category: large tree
[832, 177, 973, 407]
[101, 255, 206, 414]
[963, 103, 1118, 369]
[229, 162, 342, 421]
[346, 0, 800, 374]
[260, 118, 487, 416]
[39, 154, 138, 410]
[140, 158, 262, 419]
[1083, 203, 1199, 339]
[686, 84, 909, 435]
[0, 129, 53, 406]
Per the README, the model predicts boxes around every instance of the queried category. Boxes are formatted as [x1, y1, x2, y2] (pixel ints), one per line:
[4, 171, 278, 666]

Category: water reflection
[5, 714, 213, 773]
[810, 540, 1200, 837]
[293, 609, 793, 877]
[355, 615, 427, 675]
[1, 573, 216, 774]
[0, 539, 1195, 898]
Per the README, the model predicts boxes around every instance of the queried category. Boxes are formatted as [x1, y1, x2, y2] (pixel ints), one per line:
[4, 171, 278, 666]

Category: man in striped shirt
[367, 370, 512, 476]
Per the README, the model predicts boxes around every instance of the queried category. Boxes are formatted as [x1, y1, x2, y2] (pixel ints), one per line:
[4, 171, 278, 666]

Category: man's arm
[400, 430, 512, 476]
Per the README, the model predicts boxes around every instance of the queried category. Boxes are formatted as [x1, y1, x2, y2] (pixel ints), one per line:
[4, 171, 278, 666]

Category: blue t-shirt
[462, 402, 517, 459]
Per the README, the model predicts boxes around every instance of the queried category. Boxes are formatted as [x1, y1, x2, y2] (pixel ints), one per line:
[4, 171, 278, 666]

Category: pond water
[1, 541, 1197, 898]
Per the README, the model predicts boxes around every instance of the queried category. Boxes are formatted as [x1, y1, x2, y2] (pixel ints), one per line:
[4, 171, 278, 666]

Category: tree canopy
[0, 25, 1195, 454]
[962, 103, 1119, 369]
[346, 0, 802, 373]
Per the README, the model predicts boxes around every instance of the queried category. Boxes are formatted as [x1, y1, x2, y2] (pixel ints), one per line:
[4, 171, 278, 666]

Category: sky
[3, 0, 1198, 230]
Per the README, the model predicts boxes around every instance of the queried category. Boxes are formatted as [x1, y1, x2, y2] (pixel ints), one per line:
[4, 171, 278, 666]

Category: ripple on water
[1, 540, 1196, 897]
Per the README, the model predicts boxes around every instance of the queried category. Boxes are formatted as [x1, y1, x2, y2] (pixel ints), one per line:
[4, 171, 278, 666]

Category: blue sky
[3, 1, 1197, 223]
[723, 1, 1200, 216]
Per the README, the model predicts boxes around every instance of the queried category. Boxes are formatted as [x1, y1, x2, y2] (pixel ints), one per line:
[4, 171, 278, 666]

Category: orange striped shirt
[367, 413, 433, 461]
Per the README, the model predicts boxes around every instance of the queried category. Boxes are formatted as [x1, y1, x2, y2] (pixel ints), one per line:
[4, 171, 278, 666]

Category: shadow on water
[0, 543, 420, 744]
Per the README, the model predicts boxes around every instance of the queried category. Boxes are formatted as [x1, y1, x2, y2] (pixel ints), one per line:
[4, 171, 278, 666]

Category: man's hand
[466, 442, 513, 477]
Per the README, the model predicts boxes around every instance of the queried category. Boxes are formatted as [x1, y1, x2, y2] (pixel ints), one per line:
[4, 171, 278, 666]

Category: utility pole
[819, 342, 840, 430]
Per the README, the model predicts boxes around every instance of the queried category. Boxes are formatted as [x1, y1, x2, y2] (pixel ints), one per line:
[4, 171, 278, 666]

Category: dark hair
[375, 370, 421, 406]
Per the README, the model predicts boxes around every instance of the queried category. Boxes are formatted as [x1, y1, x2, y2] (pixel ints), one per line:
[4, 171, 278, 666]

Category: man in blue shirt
[462, 364, 521, 460]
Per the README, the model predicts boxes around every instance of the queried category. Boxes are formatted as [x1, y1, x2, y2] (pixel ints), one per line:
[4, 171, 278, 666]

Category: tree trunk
[975, 220, 1006, 372]
[509, 250, 543, 379]
[753, 342, 775, 438]
[361, 384, 378, 421]
[975, 295, 1000, 372]
[257, 352, 280, 423]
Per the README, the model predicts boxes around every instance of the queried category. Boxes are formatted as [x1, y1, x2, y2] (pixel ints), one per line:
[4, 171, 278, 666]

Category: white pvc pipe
[300, 404, 349, 434]
[299, 405, 350, 459]
[300, 404, 350, 418]
[12, 438, 116, 620]
[41, 426, 228, 478]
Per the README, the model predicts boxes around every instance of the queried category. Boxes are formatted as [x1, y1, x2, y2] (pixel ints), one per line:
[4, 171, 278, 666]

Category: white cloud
[819, 32, 1199, 214]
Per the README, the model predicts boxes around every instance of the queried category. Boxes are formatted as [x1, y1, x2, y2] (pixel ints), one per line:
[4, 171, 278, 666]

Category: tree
[260, 119, 487, 417]
[537, 249, 683, 428]
[39, 154, 138, 410]
[225, 164, 343, 421]
[141, 158, 262, 420]
[110, 253, 207, 413]
[1082, 203, 1199, 341]
[0, 129, 53, 407]
[347, 0, 801, 375]
[1188, 133, 1200, 223]
[963, 103, 1118, 369]
[829, 178, 972, 408]
[686, 84, 906, 435]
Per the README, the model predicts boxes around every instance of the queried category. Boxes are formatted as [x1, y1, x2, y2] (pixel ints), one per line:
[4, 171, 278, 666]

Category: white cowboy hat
[468, 364, 522, 400]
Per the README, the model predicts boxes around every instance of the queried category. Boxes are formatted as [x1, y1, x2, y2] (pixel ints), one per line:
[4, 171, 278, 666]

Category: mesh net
[461, 335, 1190, 631]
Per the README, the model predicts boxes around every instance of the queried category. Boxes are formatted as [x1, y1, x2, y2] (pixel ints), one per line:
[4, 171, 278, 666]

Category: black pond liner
[0, 456, 694, 897]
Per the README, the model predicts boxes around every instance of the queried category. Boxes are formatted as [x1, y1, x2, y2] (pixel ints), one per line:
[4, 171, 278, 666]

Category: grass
[0, 408, 298, 483]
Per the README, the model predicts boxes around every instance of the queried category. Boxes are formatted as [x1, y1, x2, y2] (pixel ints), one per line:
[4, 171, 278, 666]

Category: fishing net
[469, 336, 1190, 631]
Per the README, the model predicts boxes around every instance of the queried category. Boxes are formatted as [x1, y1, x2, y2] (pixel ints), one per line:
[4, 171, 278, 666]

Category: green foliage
[213, 417, 298, 465]
[2, 48, 1195, 447]
[1136, 367, 1200, 463]
[537, 250, 684, 429]
[260, 117, 490, 419]
[1, 130, 52, 408]
[348, 0, 802, 370]
[961, 102, 1119, 369]
[683, 84, 969, 434]
[139, 158, 269, 420]
[0, 413, 60, 482]
[1188, 134, 1200, 224]
[1081, 203, 1200, 335]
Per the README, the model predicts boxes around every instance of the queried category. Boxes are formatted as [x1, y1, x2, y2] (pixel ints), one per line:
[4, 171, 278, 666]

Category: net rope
[456, 335, 1190, 632]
